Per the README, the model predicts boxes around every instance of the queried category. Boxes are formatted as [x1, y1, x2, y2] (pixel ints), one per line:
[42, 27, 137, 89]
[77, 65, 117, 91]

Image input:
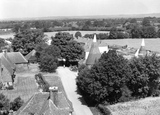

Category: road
[57, 67, 93, 115]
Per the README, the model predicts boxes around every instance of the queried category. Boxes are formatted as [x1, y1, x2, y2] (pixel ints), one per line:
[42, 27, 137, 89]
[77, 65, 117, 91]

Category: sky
[0, 0, 160, 19]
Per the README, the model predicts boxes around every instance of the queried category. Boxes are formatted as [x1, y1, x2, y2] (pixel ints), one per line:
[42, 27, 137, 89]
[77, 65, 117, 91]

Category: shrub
[10, 96, 24, 111]
[35, 73, 50, 92]
[75, 31, 82, 39]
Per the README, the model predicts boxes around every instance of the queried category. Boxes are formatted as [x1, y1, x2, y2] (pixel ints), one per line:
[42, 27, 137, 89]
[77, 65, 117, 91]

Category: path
[57, 67, 93, 115]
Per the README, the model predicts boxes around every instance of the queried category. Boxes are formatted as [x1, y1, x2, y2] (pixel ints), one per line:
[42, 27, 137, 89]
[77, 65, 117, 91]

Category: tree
[142, 17, 151, 27]
[157, 29, 160, 38]
[131, 26, 142, 38]
[0, 93, 10, 112]
[108, 28, 118, 39]
[77, 50, 132, 104]
[51, 32, 84, 61]
[35, 42, 48, 61]
[128, 54, 160, 98]
[38, 45, 60, 72]
[141, 26, 157, 38]
[39, 54, 58, 72]
[64, 41, 85, 61]
[0, 38, 7, 51]
[10, 96, 24, 111]
[12, 30, 46, 55]
[75, 31, 82, 39]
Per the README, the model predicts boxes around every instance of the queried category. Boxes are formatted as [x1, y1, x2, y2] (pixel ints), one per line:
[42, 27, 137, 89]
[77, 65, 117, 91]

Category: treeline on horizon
[0, 17, 160, 39]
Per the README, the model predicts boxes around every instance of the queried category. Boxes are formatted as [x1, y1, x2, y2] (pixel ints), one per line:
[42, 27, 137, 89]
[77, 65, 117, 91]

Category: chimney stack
[49, 86, 58, 106]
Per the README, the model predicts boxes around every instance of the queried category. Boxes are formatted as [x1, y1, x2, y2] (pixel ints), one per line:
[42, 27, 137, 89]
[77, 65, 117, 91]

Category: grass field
[107, 96, 160, 115]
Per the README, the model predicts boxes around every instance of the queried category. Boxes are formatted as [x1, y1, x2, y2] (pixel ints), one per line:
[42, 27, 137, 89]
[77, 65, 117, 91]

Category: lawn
[107, 96, 160, 115]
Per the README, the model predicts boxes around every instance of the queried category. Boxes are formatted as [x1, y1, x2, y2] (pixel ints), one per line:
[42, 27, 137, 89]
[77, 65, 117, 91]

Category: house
[0, 51, 28, 87]
[16, 86, 73, 115]
[0, 54, 15, 87]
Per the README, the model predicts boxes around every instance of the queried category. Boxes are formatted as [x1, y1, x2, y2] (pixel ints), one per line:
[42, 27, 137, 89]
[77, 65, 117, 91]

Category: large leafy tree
[12, 30, 46, 55]
[141, 26, 157, 38]
[38, 45, 60, 72]
[128, 54, 160, 98]
[142, 17, 151, 27]
[131, 26, 142, 38]
[77, 50, 132, 104]
[51, 32, 84, 61]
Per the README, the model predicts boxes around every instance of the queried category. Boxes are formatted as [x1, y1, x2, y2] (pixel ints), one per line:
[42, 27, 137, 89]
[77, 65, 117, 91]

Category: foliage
[35, 73, 50, 92]
[131, 26, 142, 38]
[10, 96, 24, 111]
[142, 17, 151, 27]
[0, 38, 7, 51]
[78, 64, 87, 72]
[75, 31, 82, 38]
[39, 54, 58, 73]
[0, 93, 10, 112]
[128, 54, 160, 98]
[77, 50, 132, 104]
[35, 42, 48, 61]
[158, 29, 160, 38]
[141, 26, 157, 38]
[51, 32, 84, 61]
[12, 30, 46, 55]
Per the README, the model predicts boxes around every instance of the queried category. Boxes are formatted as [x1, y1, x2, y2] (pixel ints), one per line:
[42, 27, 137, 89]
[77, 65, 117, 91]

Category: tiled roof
[16, 92, 73, 115]
[86, 35, 101, 65]
[4, 52, 28, 64]
[25, 50, 36, 61]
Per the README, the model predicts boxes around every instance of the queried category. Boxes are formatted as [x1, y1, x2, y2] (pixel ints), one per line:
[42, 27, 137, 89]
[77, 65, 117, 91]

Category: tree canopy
[77, 51, 160, 105]
[51, 32, 84, 61]
[12, 30, 46, 55]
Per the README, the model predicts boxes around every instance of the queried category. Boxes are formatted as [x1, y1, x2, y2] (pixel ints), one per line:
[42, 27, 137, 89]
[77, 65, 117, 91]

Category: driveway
[57, 67, 93, 115]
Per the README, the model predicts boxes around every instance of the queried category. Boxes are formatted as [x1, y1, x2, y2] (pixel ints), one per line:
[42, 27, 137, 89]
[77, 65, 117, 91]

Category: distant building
[16, 86, 74, 115]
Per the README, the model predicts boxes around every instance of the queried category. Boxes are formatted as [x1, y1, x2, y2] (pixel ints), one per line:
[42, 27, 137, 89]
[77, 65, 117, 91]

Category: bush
[10, 96, 24, 111]
[35, 73, 50, 92]
[75, 31, 82, 38]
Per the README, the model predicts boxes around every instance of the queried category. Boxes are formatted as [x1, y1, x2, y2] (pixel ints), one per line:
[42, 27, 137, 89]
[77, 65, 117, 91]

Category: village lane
[57, 67, 93, 115]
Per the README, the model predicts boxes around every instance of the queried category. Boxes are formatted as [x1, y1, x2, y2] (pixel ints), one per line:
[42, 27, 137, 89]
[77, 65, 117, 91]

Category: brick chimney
[49, 86, 58, 107]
